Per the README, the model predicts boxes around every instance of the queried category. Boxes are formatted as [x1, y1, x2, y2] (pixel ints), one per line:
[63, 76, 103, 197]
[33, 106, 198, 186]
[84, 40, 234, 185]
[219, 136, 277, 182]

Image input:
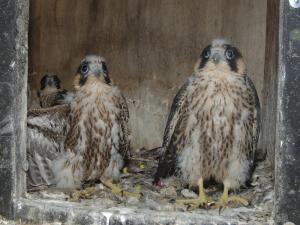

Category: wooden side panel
[261, 0, 279, 166]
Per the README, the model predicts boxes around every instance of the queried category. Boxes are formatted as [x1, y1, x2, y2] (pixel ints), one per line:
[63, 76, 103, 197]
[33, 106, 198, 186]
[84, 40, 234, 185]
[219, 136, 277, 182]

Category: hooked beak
[212, 53, 221, 64]
[47, 80, 53, 86]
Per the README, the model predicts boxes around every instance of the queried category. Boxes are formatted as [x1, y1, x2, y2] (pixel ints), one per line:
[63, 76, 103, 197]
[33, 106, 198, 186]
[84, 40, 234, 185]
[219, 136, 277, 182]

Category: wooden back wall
[29, 0, 267, 149]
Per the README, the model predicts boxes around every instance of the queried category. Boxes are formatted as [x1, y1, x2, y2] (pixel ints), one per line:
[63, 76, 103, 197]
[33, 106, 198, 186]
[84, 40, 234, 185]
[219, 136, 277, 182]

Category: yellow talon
[176, 178, 212, 210]
[101, 180, 141, 198]
[139, 164, 145, 170]
[216, 182, 249, 212]
[69, 187, 96, 202]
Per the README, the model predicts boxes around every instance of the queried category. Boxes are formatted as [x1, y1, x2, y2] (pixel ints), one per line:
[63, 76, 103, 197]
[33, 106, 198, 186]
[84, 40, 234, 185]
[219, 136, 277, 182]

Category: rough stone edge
[14, 198, 271, 225]
[274, 1, 285, 224]
[275, 0, 300, 224]
[14, 0, 29, 201]
[0, 0, 28, 219]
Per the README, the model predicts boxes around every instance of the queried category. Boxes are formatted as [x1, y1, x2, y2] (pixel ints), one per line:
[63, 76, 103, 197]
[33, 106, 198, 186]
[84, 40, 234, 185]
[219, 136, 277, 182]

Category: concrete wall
[0, 0, 28, 218]
[29, 0, 267, 149]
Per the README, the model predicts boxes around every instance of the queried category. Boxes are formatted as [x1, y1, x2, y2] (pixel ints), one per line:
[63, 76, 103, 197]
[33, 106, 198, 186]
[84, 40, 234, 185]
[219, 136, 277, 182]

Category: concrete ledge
[16, 198, 267, 225]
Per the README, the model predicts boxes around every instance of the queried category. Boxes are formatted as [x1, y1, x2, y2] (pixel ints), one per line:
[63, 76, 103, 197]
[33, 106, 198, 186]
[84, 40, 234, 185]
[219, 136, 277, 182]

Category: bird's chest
[181, 76, 252, 160]
[69, 91, 119, 155]
[188, 76, 250, 130]
[177, 76, 253, 183]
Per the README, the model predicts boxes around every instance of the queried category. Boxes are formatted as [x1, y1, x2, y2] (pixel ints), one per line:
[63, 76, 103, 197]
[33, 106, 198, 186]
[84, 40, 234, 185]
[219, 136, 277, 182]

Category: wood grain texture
[29, 0, 267, 149]
[261, 0, 279, 168]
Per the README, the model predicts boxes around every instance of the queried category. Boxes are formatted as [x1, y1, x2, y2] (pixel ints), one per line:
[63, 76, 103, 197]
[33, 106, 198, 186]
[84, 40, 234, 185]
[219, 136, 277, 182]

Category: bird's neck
[40, 86, 60, 95]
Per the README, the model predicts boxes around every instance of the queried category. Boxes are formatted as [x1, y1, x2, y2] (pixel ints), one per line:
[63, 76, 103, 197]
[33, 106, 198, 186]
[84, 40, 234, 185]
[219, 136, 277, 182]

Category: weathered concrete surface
[15, 198, 274, 225]
[20, 159, 273, 224]
[28, 0, 267, 150]
[0, 0, 28, 218]
[275, 1, 300, 224]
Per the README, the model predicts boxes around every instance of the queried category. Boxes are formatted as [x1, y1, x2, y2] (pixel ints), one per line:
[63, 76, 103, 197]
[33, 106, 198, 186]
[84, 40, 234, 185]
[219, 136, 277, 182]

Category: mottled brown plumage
[27, 55, 130, 190]
[53, 55, 130, 188]
[155, 39, 260, 207]
[27, 104, 70, 189]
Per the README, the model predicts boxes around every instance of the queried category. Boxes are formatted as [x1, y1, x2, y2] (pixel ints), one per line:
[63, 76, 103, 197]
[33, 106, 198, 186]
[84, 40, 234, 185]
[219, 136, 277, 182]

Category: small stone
[160, 186, 177, 198]
[39, 191, 68, 200]
[283, 222, 295, 225]
[181, 189, 198, 198]
[251, 181, 259, 186]
[95, 183, 105, 190]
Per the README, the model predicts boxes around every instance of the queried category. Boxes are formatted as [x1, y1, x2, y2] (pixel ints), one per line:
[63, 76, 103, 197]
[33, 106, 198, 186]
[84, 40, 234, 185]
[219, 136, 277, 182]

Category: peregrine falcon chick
[52, 55, 130, 189]
[38, 74, 74, 108]
[154, 38, 260, 209]
[27, 56, 131, 195]
[38, 74, 62, 108]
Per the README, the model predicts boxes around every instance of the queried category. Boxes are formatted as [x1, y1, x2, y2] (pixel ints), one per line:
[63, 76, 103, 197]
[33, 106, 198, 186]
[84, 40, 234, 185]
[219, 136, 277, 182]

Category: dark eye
[202, 48, 210, 59]
[80, 64, 89, 75]
[225, 48, 235, 60]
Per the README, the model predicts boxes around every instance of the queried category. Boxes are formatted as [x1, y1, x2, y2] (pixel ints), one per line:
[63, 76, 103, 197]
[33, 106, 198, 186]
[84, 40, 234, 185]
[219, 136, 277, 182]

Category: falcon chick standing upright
[154, 38, 260, 208]
[53, 55, 130, 189]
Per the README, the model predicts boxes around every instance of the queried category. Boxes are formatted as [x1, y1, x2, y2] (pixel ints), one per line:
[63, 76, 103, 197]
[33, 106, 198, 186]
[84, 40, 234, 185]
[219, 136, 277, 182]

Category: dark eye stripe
[79, 76, 87, 86]
[80, 65, 89, 75]
[225, 46, 242, 72]
[77, 61, 89, 75]
[225, 49, 234, 60]
[199, 45, 211, 69]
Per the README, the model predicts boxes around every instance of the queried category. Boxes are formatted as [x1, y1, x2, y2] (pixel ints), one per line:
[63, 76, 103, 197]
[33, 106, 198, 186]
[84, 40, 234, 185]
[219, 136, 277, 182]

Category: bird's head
[73, 55, 111, 90]
[195, 38, 246, 75]
[40, 74, 61, 91]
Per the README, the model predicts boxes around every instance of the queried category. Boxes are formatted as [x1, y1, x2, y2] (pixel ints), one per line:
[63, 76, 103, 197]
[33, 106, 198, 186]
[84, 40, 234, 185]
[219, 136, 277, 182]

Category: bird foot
[176, 195, 213, 210]
[69, 187, 96, 202]
[216, 194, 249, 212]
[102, 180, 141, 198]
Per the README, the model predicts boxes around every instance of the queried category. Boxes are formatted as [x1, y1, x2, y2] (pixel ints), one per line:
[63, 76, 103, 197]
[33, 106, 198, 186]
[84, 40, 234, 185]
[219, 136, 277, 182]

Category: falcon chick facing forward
[38, 74, 75, 108]
[53, 55, 130, 189]
[27, 55, 130, 193]
[38, 74, 63, 108]
[154, 38, 260, 209]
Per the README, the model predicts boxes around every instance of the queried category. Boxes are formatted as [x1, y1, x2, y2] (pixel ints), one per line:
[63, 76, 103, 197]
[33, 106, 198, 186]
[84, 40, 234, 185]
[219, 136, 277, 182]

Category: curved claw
[69, 187, 96, 202]
[176, 196, 213, 210]
[102, 179, 141, 198]
[176, 178, 214, 210]
[216, 183, 249, 213]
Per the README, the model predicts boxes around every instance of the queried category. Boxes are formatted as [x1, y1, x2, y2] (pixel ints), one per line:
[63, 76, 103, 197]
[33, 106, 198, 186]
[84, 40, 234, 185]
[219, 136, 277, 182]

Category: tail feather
[154, 143, 176, 183]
